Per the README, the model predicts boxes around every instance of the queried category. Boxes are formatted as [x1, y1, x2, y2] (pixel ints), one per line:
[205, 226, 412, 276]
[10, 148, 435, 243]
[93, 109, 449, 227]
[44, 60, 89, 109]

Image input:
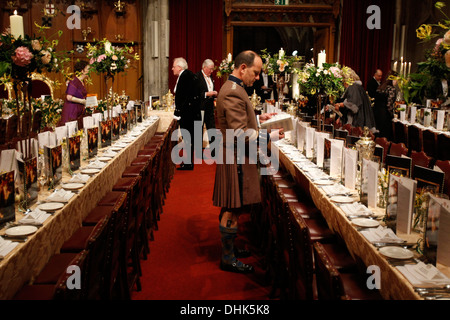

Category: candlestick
[10, 10, 24, 39]
[393, 61, 397, 73]
[227, 53, 232, 63]
[408, 62, 411, 77]
[105, 41, 112, 54]
[399, 61, 404, 77]
[279, 48, 285, 59]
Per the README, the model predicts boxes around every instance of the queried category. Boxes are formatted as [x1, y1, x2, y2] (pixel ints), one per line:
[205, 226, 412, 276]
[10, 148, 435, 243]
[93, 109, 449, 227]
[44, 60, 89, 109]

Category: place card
[305, 127, 315, 159]
[344, 147, 358, 190]
[0, 171, 16, 226]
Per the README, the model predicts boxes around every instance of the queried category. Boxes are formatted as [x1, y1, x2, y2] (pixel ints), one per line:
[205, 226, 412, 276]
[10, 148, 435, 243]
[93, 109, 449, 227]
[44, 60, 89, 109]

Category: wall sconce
[114, 0, 127, 15]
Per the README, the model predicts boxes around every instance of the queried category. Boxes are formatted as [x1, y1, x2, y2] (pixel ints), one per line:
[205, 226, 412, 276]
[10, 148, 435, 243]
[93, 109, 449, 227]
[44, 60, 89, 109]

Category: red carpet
[132, 156, 273, 300]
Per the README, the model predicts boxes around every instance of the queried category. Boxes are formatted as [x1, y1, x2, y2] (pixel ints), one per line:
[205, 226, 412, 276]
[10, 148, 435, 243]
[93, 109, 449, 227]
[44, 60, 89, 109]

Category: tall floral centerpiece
[392, 1, 450, 105]
[297, 62, 346, 129]
[86, 38, 139, 113]
[217, 53, 234, 78]
[0, 22, 68, 135]
[261, 48, 302, 103]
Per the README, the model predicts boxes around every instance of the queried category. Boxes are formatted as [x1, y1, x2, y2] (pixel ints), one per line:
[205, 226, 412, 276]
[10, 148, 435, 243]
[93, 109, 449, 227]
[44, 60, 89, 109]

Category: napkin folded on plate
[360, 226, 404, 243]
[85, 160, 106, 169]
[0, 237, 19, 259]
[45, 189, 75, 203]
[68, 173, 90, 184]
[18, 208, 50, 226]
[322, 184, 352, 196]
[340, 202, 373, 217]
[102, 149, 118, 158]
[396, 262, 450, 287]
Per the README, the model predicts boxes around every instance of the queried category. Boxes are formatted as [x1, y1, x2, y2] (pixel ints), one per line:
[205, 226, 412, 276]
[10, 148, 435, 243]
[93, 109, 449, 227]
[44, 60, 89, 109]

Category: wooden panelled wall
[1, 0, 143, 101]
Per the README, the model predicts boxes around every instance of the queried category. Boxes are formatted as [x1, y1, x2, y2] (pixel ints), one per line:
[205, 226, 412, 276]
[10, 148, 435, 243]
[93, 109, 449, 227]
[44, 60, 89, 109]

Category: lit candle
[279, 48, 285, 58]
[408, 62, 411, 77]
[105, 41, 112, 54]
[393, 61, 397, 72]
[317, 50, 326, 69]
[227, 53, 232, 63]
[399, 60, 403, 76]
[10, 10, 24, 39]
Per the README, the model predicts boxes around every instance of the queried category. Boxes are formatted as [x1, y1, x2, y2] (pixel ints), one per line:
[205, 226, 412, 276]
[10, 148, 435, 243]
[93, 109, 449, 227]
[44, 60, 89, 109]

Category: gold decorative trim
[0, 80, 13, 99]
[30, 72, 55, 99]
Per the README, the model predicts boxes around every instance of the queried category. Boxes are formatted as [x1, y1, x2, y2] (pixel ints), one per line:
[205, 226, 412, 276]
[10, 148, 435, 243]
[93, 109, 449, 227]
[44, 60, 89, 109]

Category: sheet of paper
[55, 126, 68, 144]
[92, 113, 103, 127]
[66, 120, 78, 137]
[85, 95, 98, 108]
[330, 139, 344, 178]
[344, 148, 358, 190]
[437, 110, 446, 131]
[297, 122, 307, 152]
[315, 132, 330, 168]
[366, 160, 379, 208]
[83, 116, 94, 129]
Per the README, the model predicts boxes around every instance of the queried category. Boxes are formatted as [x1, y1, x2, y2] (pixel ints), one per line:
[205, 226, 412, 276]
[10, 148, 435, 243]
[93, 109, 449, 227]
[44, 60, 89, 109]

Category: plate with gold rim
[38, 202, 64, 212]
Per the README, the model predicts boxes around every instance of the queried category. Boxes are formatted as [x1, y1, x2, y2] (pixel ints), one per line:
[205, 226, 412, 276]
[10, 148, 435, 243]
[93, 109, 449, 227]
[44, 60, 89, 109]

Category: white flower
[110, 62, 117, 71]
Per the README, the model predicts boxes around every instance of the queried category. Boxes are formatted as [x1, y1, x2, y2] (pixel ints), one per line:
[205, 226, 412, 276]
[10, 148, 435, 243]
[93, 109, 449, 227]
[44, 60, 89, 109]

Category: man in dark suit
[173, 57, 201, 170]
[196, 59, 218, 155]
[367, 69, 383, 100]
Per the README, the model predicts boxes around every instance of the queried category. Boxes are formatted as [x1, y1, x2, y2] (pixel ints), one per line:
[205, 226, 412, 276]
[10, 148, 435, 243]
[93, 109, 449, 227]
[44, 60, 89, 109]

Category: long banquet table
[0, 116, 161, 300]
[272, 139, 450, 300]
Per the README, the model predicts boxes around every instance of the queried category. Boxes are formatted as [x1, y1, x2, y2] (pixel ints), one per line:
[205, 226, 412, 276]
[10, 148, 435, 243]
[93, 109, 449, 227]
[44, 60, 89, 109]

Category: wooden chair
[411, 150, 433, 170]
[392, 121, 407, 145]
[388, 142, 408, 157]
[407, 125, 422, 154]
[422, 129, 437, 159]
[435, 160, 450, 198]
[6, 115, 18, 142]
[351, 126, 363, 137]
[375, 137, 390, 164]
[342, 124, 352, 132]
[32, 109, 42, 133]
[0, 119, 6, 145]
[313, 242, 383, 300]
[436, 133, 450, 161]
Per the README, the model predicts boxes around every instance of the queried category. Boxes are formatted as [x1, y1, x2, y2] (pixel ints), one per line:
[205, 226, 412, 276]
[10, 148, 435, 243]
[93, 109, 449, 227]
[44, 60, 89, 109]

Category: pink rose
[97, 54, 106, 63]
[89, 57, 95, 64]
[41, 50, 51, 64]
[12, 46, 33, 67]
[112, 55, 118, 60]
[31, 40, 42, 51]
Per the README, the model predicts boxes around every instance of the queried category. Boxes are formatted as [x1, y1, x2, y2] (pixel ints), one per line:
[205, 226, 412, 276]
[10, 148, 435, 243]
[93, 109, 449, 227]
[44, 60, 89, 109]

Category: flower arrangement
[395, 1, 450, 104]
[32, 97, 63, 128]
[378, 168, 389, 208]
[0, 23, 69, 84]
[217, 53, 234, 77]
[86, 38, 139, 82]
[260, 48, 301, 75]
[296, 62, 346, 102]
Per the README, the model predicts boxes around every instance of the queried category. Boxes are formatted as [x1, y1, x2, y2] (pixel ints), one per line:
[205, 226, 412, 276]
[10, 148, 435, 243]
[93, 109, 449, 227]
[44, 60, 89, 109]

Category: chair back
[393, 121, 407, 144]
[436, 133, 450, 161]
[32, 109, 42, 133]
[435, 160, 450, 198]
[411, 150, 433, 169]
[375, 137, 390, 164]
[389, 142, 408, 157]
[53, 250, 90, 300]
[0, 119, 6, 145]
[422, 129, 437, 159]
[407, 125, 422, 153]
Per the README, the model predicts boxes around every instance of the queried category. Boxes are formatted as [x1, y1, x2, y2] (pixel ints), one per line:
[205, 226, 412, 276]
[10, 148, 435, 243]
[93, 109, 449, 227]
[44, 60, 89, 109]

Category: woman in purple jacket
[59, 60, 90, 125]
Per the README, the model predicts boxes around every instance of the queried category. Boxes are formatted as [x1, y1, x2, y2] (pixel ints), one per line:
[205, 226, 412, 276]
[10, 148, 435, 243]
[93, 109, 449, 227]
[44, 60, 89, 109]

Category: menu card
[136, 104, 143, 123]
[111, 116, 120, 141]
[38, 131, 57, 149]
[92, 113, 103, 127]
[316, 132, 330, 168]
[129, 108, 136, 126]
[120, 112, 128, 135]
[83, 116, 94, 130]
[305, 127, 315, 159]
[365, 159, 379, 209]
[396, 176, 417, 234]
[410, 106, 417, 124]
[17, 156, 38, 206]
[424, 195, 450, 267]
[100, 120, 112, 148]
[68, 135, 81, 171]
[65, 120, 78, 137]
[0, 171, 15, 226]
[344, 147, 358, 190]
[330, 139, 344, 178]
[44, 145, 62, 185]
[296, 121, 307, 152]
[437, 110, 446, 131]
[87, 127, 99, 159]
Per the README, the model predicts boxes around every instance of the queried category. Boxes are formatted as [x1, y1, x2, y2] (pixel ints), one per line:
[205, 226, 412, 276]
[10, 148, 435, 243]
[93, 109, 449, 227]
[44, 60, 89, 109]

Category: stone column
[142, 0, 169, 102]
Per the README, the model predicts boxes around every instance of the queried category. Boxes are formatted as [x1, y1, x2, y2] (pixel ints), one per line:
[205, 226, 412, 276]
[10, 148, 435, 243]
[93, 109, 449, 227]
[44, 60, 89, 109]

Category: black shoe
[177, 164, 194, 170]
[220, 260, 254, 274]
[234, 247, 251, 258]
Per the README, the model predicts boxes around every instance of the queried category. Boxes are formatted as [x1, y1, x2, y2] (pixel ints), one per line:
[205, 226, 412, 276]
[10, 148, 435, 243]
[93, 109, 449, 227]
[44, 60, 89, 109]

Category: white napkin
[45, 189, 75, 203]
[68, 173, 90, 184]
[104, 149, 119, 157]
[306, 169, 330, 181]
[18, 208, 50, 226]
[0, 237, 19, 259]
[86, 160, 107, 169]
[322, 184, 352, 196]
[397, 262, 450, 287]
[340, 202, 373, 217]
[360, 226, 404, 243]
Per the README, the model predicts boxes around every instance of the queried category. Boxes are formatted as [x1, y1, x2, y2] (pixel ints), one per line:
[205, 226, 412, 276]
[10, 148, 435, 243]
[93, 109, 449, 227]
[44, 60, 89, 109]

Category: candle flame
[14, 10, 17, 15]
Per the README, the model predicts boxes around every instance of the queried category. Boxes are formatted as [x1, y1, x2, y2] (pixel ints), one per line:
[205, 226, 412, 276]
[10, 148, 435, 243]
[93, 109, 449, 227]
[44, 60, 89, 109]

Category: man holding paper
[60, 60, 90, 125]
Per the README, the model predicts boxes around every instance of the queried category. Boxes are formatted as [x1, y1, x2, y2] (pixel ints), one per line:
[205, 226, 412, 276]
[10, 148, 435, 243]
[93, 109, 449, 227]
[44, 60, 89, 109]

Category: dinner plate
[314, 179, 334, 186]
[81, 168, 101, 175]
[330, 196, 354, 203]
[379, 246, 414, 260]
[5, 225, 38, 237]
[351, 218, 380, 228]
[98, 156, 112, 162]
[38, 202, 64, 212]
[62, 183, 84, 190]
[111, 147, 123, 151]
